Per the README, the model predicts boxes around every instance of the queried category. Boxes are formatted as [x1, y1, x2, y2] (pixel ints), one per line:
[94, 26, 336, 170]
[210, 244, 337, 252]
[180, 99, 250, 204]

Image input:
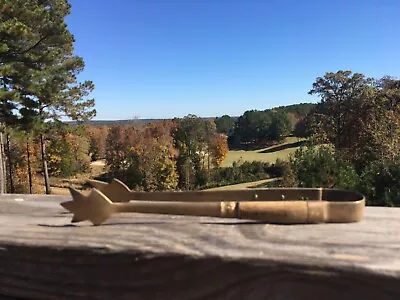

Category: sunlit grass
[222, 137, 304, 167]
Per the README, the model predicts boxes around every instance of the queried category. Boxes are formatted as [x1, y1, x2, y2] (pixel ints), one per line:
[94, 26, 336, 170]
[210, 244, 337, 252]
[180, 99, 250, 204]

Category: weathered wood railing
[0, 194, 399, 299]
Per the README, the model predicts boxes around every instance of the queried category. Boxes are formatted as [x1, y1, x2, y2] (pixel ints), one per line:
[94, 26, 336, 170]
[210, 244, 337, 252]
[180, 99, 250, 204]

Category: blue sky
[66, 0, 400, 120]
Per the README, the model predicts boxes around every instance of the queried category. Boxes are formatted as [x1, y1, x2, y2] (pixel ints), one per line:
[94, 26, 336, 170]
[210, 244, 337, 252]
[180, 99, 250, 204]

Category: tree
[86, 125, 108, 161]
[104, 122, 179, 191]
[308, 70, 372, 150]
[0, 127, 39, 193]
[1, 0, 95, 193]
[0, 0, 73, 66]
[105, 125, 133, 177]
[358, 158, 400, 207]
[308, 70, 400, 168]
[173, 115, 221, 189]
[286, 145, 360, 190]
[285, 112, 298, 132]
[272, 103, 316, 118]
[233, 110, 273, 145]
[359, 79, 400, 165]
[214, 115, 236, 136]
[45, 125, 91, 177]
[268, 112, 292, 142]
[17, 57, 95, 193]
[130, 121, 178, 191]
[15, 50, 95, 192]
[232, 109, 293, 146]
[173, 115, 205, 189]
[209, 134, 229, 167]
[293, 116, 311, 138]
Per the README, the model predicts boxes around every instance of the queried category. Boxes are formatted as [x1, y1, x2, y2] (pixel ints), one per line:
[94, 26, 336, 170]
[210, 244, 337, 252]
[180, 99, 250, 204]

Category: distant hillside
[269, 103, 316, 117]
[69, 103, 315, 126]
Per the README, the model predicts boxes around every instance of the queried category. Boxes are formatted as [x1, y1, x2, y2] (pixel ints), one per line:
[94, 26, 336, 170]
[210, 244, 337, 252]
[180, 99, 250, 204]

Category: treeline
[6, 103, 305, 193]
[89, 115, 278, 191]
[214, 103, 315, 148]
[274, 71, 400, 206]
[89, 104, 314, 191]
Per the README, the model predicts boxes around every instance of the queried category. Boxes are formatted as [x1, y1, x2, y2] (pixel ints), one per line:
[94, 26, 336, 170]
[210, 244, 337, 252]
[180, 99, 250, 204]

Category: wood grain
[0, 194, 399, 299]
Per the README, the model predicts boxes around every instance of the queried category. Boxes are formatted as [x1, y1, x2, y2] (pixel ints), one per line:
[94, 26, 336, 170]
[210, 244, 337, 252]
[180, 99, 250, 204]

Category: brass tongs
[60, 179, 365, 226]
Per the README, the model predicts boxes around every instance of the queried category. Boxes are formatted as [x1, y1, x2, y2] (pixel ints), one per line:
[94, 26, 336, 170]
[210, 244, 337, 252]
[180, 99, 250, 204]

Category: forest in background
[2, 102, 311, 194]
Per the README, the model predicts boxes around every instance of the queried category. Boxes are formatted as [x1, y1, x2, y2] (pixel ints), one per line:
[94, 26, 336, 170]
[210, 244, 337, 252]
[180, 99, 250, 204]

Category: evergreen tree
[1, 0, 96, 193]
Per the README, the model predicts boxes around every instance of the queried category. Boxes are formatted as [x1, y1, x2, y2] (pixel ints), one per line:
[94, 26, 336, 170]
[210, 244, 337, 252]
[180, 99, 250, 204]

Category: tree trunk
[26, 138, 33, 194]
[6, 133, 14, 193]
[0, 131, 6, 194]
[40, 134, 51, 194]
[207, 143, 210, 178]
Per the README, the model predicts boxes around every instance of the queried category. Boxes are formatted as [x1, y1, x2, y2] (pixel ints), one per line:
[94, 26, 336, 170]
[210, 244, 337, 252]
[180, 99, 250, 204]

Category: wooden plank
[0, 194, 399, 299]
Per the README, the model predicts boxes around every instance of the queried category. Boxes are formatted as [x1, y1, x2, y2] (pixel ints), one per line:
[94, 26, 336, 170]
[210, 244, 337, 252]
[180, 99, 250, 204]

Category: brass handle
[61, 188, 366, 226]
[236, 200, 364, 224]
[236, 201, 322, 224]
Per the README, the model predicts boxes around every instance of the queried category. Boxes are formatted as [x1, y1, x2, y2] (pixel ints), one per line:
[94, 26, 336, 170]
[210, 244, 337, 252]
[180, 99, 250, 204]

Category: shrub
[274, 159, 297, 187]
[204, 160, 280, 189]
[281, 145, 360, 190]
[358, 159, 400, 207]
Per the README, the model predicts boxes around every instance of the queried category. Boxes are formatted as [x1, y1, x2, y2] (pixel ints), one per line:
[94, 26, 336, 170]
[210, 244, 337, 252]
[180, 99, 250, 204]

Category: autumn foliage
[210, 134, 229, 167]
[104, 121, 178, 191]
[5, 134, 39, 194]
[103, 117, 230, 191]
[86, 125, 108, 161]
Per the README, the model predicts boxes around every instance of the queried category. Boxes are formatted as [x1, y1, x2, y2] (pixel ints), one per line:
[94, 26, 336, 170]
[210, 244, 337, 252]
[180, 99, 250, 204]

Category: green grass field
[222, 137, 304, 167]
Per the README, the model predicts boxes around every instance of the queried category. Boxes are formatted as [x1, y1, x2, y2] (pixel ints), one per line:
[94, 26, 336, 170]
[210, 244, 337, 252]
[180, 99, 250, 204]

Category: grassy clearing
[222, 137, 304, 167]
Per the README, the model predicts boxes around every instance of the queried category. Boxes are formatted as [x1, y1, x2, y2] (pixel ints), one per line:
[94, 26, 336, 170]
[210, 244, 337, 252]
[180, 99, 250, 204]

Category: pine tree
[1, 0, 96, 193]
